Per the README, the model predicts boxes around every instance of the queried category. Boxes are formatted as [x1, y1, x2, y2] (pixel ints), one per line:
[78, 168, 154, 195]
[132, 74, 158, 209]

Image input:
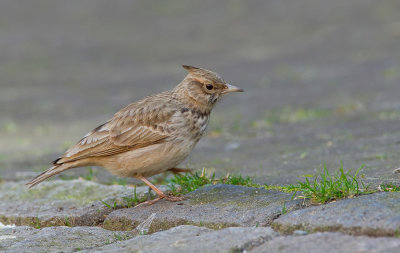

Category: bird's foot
[134, 197, 163, 207]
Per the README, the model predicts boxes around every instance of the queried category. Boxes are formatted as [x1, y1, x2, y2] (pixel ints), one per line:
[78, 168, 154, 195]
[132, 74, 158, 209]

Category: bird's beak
[222, 83, 244, 94]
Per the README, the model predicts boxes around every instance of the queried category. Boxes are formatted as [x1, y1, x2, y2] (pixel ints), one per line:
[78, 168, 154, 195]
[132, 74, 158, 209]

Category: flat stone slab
[104, 184, 306, 232]
[250, 232, 400, 253]
[0, 225, 130, 253]
[85, 225, 277, 253]
[0, 180, 165, 228]
[273, 192, 400, 236]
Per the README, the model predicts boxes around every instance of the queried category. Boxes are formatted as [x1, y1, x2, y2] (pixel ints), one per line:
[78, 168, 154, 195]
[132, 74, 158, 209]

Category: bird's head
[175, 65, 243, 111]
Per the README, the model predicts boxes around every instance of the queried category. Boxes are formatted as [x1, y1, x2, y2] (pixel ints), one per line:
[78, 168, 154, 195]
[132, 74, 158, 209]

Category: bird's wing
[54, 120, 127, 164]
[55, 93, 177, 164]
[109, 97, 176, 147]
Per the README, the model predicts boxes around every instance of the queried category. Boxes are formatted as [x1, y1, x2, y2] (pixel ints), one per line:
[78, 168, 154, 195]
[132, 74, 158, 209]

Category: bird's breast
[168, 107, 210, 139]
[196, 115, 210, 135]
[184, 110, 210, 139]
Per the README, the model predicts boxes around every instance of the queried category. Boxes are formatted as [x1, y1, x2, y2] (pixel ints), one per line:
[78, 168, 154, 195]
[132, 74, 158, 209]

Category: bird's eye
[206, 84, 213, 90]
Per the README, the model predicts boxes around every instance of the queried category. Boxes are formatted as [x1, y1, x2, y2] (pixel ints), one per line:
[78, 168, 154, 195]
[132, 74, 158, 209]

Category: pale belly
[96, 140, 197, 178]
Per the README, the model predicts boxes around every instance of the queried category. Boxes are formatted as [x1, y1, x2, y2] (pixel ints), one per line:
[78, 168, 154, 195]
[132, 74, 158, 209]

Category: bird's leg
[135, 174, 183, 206]
[168, 167, 194, 174]
[136, 174, 165, 196]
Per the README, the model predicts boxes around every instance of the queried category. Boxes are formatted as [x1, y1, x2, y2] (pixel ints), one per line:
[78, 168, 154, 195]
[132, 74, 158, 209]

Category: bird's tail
[26, 163, 71, 188]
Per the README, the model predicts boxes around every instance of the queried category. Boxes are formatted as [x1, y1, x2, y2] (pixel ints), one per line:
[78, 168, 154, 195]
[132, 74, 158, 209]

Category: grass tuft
[104, 164, 397, 207]
[166, 168, 253, 195]
[166, 164, 378, 205]
[296, 164, 372, 204]
[379, 182, 400, 192]
[101, 186, 152, 209]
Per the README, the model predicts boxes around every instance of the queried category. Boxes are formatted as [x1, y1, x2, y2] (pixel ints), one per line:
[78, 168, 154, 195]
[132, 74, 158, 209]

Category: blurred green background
[1, 0, 400, 185]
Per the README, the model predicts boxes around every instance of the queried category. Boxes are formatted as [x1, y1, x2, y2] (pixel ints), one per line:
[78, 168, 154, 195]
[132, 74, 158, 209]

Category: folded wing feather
[55, 97, 175, 164]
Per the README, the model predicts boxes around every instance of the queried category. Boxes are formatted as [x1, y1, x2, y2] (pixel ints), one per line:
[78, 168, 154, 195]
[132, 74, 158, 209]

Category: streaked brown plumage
[27, 65, 243, 204]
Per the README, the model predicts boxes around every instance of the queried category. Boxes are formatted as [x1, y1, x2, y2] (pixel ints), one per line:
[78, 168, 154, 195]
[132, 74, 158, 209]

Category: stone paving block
[250, 232, 400, 253]
[0, 180, 165, 228]
[104, 184, 306, 232]
[273, 192, 400, 236]
[85, 225, 277, 253]
[0, 225, 129, 253]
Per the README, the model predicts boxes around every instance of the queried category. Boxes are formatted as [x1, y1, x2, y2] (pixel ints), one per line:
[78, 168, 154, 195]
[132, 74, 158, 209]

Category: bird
[27, 65, 243, 205]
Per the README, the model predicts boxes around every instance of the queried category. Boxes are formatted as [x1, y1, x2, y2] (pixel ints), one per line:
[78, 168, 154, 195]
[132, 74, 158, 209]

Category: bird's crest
[182, 65, 200, 71]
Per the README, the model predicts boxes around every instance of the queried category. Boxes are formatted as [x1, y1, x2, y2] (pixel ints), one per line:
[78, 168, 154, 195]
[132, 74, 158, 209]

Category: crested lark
[27, 65, 243, 204]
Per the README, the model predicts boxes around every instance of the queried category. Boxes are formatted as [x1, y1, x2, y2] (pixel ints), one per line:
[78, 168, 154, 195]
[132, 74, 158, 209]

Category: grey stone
[250, 232, 400, 253]
[0, 226, 130, 253]
[292, 230, 308, 236]
[273, 192, 400, 236]
[85, 225, 277, 253]
[0, 180, 166, 228]
[103, 184, 306, 231]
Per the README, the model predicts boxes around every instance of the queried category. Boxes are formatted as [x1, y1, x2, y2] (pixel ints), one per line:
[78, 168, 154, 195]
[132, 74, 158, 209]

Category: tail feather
[26, 164, 71, 188]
